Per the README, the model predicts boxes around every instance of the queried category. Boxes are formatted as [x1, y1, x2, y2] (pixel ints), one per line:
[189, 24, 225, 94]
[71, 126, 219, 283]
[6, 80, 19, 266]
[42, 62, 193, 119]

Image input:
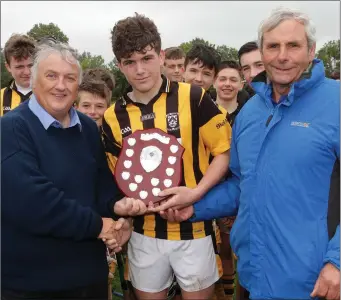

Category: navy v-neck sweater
[1, 101, 122, 291]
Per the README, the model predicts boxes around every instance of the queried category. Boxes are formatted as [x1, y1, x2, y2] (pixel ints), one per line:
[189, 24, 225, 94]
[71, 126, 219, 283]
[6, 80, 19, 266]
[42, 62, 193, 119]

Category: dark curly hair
[111, 13, 161, 62]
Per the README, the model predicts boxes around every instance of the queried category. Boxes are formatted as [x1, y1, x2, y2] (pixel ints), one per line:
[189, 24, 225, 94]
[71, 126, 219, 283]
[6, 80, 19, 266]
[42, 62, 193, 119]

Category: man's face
[164, 57, 185, 82]
[214, 67, 243, 101]
[183, 60, 215, 90]
[240, 49, 264, 85]
[5, 56, 33, 88]
[261, 19, 315, 86]
[76, 91, 108, 127]
[118, 46, 164, 94]
[32, 53, 79, 118]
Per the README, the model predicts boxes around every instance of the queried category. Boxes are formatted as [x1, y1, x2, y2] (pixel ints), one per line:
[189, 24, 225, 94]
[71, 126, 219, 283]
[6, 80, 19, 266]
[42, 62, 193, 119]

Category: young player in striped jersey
[1, 34, 36, 116]
[102, 13, 231, 300]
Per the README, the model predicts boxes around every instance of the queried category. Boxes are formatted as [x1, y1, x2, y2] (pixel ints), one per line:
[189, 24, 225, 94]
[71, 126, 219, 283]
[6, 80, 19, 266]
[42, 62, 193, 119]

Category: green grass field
[111, 267, 123, 299]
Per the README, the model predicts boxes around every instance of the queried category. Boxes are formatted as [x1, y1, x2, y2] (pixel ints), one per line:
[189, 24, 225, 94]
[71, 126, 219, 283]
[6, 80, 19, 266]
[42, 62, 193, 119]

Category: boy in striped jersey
[103, 13, 231, 300]
[1, 34, 36, 116]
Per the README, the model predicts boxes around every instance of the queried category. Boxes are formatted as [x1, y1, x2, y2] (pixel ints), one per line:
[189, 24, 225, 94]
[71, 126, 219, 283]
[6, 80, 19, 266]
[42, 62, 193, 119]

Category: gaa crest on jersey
[166, 112, 180, 131]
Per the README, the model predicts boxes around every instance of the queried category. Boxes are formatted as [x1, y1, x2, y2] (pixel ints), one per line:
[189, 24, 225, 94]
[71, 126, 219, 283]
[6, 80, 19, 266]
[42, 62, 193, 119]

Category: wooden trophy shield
[114, 128, 185, 204]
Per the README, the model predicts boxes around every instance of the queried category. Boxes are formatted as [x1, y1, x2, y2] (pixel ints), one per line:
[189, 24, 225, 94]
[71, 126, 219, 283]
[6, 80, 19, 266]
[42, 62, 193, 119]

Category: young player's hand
[159, 206, 195, 223]
[149, 186, 200, 212]
[114, 197, 148, 216]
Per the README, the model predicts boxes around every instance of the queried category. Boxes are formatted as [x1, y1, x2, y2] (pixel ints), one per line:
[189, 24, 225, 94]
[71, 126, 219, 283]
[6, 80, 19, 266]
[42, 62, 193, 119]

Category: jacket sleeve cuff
[86, 213, 103, 239]
[107, 197, 119, 220]
[189, 203, 204, 222]
[323, 225, 340, 270]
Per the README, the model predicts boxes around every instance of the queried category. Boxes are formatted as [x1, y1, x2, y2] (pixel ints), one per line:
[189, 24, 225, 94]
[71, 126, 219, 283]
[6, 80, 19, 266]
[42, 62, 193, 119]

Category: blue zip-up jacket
[192, 59, 340, 299]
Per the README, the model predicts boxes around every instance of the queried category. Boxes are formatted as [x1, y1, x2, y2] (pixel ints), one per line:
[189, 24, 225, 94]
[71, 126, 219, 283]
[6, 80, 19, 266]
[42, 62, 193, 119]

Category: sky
[1, 1, 340, 63]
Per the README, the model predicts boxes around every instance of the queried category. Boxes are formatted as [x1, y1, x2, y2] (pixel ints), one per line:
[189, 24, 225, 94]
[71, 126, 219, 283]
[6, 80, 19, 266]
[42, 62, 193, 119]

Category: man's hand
[158, 206, 194, 223]
[98, 217, 117, 240]
[114, 197, 148, 216]
[104, 218, 133, 253]
[150, 187, 200, 212]
[311, 263, 340, 299]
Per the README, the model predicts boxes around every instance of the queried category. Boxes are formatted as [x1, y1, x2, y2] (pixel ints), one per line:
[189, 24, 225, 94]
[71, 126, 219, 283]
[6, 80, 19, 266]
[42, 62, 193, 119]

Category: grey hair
[30, 42, 83, 86]
[258, 7, 316, 51]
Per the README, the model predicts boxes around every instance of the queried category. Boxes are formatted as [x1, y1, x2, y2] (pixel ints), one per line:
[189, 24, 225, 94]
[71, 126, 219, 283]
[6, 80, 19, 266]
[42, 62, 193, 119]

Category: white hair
[30, 42, 83, 86]
[258, 7, 316, 51]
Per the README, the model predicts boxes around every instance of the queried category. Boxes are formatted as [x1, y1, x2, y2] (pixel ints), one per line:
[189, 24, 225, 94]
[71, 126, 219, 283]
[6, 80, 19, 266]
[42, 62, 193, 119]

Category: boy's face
[214, 67, 243, 102]
[240, 49, 264, 85]
[183, 60, 215, 90]
[76, 91, 108, 127]
[164, 57, 185, 82]
[6, 56, 33, 88]
[118, 46, 164, 94]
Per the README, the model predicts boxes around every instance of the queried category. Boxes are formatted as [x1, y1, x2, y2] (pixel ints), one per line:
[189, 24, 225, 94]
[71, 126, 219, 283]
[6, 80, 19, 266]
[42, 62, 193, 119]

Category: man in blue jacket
[152, 7, 340, 300]
[1, 41, 147, 299]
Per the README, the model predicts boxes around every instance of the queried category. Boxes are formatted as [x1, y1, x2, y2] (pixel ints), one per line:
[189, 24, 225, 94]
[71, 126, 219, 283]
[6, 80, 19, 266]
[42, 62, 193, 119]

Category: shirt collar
[120, 75, 172, 106]
[28, 94, 82, 131]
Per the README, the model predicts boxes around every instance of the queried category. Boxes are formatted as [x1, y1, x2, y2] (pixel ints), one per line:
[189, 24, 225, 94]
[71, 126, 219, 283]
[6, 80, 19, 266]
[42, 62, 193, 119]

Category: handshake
[98, 217, 132, 253]
[99, 187, 199, 253]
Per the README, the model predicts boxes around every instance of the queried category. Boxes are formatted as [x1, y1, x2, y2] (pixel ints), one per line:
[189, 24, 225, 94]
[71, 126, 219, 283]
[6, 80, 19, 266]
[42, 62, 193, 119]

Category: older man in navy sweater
[1, 41, 147, 299]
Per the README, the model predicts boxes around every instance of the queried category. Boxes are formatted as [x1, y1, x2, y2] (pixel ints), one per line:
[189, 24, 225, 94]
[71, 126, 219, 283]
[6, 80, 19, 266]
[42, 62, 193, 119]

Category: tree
[316, 40, 340, 77]
[77, 51, 106, 70]
[216, 45, 239, 62]
[27, 23, 69, 43]
[1, 48, 13, 88]
[107, 58, 129, 102]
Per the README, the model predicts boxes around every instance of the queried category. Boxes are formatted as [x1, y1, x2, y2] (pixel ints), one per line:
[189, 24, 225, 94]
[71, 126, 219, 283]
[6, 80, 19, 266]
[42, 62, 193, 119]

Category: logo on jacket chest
[290, 121, 310, 128]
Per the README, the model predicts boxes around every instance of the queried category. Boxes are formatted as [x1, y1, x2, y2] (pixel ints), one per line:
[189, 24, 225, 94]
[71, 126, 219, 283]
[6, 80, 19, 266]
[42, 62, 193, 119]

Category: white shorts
[127, 231, 220, 293]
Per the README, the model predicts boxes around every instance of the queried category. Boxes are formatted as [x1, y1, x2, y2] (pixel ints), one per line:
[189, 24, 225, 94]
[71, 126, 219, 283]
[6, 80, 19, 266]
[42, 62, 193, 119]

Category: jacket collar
[251, 59, 325, 107]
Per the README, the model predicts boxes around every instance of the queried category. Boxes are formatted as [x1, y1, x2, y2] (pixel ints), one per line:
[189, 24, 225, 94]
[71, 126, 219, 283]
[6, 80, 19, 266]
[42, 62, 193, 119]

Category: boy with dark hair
[163, 47, 185, 82]
[183, 44, 220, 91]
[237, 41, 264, 96]
[104, 13, 231, 300]
[1, 34, 36, 116]
[213, 60, 249, 300]
[215, 60, 244, 125]
[76, 68, 115, 128]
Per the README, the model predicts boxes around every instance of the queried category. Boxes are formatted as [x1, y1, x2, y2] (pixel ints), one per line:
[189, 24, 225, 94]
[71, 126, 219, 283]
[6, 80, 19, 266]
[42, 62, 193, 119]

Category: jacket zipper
[266, 108, 275, 127]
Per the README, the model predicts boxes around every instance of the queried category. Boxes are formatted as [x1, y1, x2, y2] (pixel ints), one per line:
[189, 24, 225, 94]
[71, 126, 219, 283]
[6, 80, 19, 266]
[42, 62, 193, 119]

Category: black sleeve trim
[101, 119, 121, 157]
[197, 90, 222, 127]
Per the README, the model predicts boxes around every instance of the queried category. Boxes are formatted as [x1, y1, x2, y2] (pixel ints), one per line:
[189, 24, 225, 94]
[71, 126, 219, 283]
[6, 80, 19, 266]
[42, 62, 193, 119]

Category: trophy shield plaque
[114, 128, 185, 204]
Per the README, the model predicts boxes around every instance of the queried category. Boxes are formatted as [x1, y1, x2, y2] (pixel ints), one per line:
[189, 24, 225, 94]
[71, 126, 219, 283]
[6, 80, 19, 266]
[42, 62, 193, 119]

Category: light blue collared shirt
[28, 94, 82, 131]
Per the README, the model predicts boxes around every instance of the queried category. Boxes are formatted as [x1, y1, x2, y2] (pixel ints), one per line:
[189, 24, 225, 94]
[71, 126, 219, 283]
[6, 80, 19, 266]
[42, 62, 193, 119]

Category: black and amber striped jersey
[102, 75, 231, 240]
[1, 81, 32, 116]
